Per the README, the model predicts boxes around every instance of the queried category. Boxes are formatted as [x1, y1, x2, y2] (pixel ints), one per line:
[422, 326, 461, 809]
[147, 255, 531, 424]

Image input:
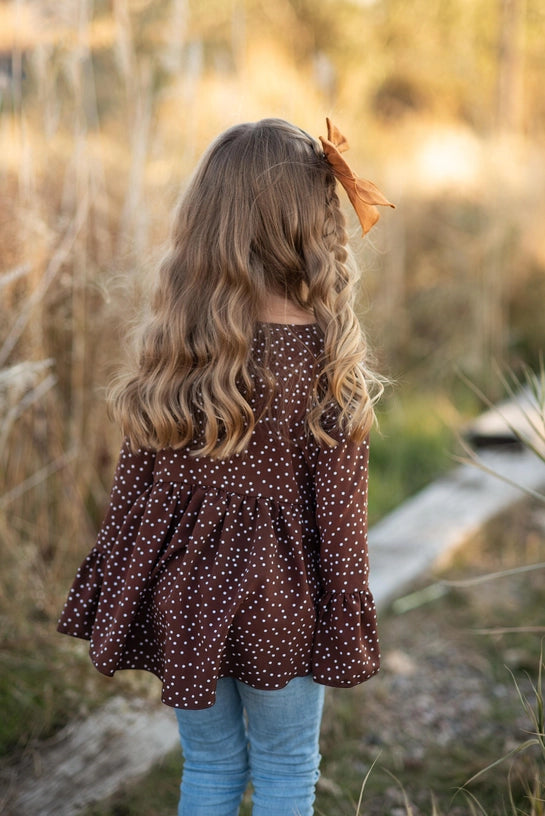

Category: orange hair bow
[319, 118, 394, 235]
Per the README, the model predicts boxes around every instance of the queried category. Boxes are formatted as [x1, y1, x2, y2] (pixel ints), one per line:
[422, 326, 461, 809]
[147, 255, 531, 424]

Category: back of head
[174, 118, 338, 315]
[111, 118, 381, 457]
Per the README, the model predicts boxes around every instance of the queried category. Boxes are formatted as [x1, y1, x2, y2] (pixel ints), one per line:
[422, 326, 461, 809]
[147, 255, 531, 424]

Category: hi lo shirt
[57, 323, 380, 709]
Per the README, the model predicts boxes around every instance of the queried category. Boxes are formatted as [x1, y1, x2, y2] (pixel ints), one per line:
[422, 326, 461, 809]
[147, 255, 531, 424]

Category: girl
[58, 118, 393, 816]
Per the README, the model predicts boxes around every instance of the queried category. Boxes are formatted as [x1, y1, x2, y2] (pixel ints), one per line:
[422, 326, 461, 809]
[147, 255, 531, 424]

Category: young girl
[58, 118, 393, 816]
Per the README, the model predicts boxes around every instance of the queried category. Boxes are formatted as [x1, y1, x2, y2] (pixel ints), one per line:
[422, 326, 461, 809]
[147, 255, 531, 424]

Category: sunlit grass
[1, 3, 545, 812]
[369, 390, 465, 523]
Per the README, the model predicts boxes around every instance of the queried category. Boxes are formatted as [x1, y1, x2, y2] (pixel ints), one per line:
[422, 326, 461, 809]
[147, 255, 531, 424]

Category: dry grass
[1, 0, 545, 769]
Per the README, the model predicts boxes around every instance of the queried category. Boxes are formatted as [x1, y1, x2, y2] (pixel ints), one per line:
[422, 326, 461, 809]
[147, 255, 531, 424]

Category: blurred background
[1, 0, 545, 809]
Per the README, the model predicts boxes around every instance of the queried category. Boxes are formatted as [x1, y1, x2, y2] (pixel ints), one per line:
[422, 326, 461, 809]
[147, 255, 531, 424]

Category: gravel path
[319, 500, 545, 815]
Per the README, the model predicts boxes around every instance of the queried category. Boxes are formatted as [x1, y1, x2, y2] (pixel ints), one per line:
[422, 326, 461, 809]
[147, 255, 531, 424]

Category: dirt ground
[317, 499, 545, 815]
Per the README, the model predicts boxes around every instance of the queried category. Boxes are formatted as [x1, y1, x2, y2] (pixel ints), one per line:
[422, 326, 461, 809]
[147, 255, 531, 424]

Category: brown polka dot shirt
[57, 324, 380, 709]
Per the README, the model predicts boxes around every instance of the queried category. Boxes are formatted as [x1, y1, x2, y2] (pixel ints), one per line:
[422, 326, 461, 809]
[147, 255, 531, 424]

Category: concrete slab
[8, 697, 180, 816]
[368, 447, 545, 609]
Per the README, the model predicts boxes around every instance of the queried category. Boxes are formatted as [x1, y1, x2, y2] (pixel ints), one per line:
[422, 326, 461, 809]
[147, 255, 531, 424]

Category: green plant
[453, 362, 545, 815]
[463, 643, 545, 816]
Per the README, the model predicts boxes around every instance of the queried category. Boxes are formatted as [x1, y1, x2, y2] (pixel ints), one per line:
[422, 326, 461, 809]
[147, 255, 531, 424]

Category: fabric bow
[319, 118, 394, 235]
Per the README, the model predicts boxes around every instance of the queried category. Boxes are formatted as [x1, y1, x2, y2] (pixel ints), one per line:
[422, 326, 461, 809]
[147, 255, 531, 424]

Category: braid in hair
[307, 178, 383, 445]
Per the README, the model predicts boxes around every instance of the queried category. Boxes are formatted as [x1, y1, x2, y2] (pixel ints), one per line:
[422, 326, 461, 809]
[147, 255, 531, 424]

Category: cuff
[312, 589, 380, 686]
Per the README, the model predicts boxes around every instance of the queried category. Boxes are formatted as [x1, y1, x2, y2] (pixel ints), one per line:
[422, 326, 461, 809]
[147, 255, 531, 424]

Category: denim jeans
[175, 675, 325, 816]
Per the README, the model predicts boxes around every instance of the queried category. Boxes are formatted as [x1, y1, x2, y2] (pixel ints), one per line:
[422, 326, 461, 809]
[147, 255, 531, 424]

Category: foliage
[369, 390, 458, 522]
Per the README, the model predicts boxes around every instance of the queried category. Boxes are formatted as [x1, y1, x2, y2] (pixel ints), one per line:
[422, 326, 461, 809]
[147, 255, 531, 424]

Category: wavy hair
[109, 118, 384, 457]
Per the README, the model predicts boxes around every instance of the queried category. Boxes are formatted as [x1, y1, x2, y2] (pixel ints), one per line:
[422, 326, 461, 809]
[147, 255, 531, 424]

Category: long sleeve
[95, 440, 157, 554]
[57, 440, 156, 639]
[311, 434, 380, 685]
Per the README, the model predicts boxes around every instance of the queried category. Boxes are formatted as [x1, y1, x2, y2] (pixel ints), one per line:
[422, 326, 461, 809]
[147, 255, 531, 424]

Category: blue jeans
[175, 675, 325, 816]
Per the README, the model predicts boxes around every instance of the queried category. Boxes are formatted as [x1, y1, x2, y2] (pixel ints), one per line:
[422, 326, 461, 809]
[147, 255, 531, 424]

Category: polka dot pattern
[57, 324, 380, 709]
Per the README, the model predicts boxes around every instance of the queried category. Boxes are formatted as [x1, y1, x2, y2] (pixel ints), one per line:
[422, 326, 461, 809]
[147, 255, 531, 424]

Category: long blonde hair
[109, 118, 383, 457]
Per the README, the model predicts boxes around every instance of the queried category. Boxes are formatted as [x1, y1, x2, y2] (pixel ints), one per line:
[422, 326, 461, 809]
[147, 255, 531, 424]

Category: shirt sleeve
[311, 433, 380, 686]
[57, 439, 156, 639]
[95, 439, 157, 553]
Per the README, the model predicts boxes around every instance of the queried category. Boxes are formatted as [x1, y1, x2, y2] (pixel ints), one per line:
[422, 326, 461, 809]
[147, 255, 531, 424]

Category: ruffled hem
[58, 566, 380, 704]
[57, 479, 380, 707]
[311, 588, 380, 686]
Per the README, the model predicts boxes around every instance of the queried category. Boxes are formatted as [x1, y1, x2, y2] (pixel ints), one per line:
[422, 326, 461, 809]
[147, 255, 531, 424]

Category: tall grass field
[1, 0, 545, 812]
